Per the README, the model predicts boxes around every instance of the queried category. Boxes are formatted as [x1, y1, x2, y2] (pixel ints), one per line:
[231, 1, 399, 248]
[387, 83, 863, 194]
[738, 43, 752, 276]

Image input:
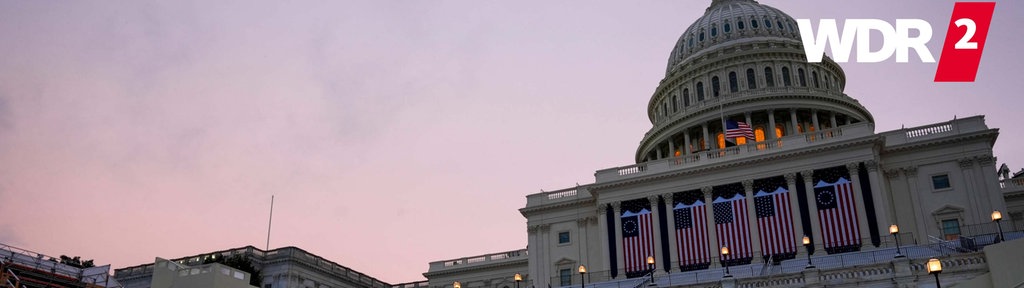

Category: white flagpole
[266, 195, 274, 251]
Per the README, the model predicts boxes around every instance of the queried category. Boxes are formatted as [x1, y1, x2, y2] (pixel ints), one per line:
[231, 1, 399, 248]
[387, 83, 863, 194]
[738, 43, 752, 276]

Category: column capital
[648, 195, 660, 206]
[597, 204, 608, 215]
[884, 169, 901, 179]
[902, 166, 918, 177]
[958, 158, 974, 168]
[527, 225, 539, 234]
[976, 155, 996, 166]
[741, 180, 754, 191]
[846, 162, 860, 174]
[801, 170, 815, 183]
[864, 159, 879, 172]
[662, 193, 675, 204]
[539, 224, 551, 232]
[611, 202, 622, 214]
[701, 186, 713, 199]
[784, 172, 797, 184]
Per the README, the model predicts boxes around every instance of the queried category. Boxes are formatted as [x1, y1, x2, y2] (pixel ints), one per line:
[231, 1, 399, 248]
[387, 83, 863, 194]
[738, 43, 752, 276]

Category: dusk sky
[1, 0, 1022, 283]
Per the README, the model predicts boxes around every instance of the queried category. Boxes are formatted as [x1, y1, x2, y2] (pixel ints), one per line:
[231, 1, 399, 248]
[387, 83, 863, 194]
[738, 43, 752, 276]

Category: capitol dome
[636, 0, 875, 163]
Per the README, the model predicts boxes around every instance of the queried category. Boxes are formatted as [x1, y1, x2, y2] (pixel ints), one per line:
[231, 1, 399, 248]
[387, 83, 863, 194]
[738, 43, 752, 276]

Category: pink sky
[1, 0, 1022, 283]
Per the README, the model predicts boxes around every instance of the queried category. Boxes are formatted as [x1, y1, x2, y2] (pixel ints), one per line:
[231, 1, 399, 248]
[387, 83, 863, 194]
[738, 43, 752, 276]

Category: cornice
[597, 135, 880, 192]
[421, 258, 529, 277]
[518, 197, 597, 217]
[880, 129, 999, 154]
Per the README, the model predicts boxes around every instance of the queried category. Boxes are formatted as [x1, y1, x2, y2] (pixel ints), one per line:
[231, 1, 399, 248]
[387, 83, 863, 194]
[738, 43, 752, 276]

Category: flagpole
[266, 195, 274, 251]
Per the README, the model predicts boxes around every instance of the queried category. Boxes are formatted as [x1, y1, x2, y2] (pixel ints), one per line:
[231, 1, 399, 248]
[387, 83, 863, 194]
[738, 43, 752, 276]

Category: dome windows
[683, 89, 691, 107]
[746, 68, 757, 89]
[711, 26, 718, 37]
[798, 68, 807, 87]
[724, 23, 732, 33]
[688, 36, 694, 48]
[738, 20, 745, 30]
[728, 72, 739, 93]
[751, 19, 759, 29]
[782, 67, 792, 86]
[696, 82, 705, 101]
[764, 19, 772, 28]
[777, 21, 784, 30]
[711, 76, 721, 97]
[699, 31, 705, 42]
[672, 95, 679, 112]
[812, 71, 820, 88]
[764, 67, 775, 88]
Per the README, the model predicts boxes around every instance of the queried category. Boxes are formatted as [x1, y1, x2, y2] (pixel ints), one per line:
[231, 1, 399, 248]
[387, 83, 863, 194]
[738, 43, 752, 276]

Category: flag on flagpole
[725, 120, 755, 141]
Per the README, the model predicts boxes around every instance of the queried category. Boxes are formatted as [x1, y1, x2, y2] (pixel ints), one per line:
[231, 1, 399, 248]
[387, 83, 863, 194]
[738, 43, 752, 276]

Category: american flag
[754, 187, 796, 258]
[622, 208, 654, 276]
[713, 194, 752, 262]
[674, 200, 710, 270]
[815, 177, 861, 251]
[725, 120, 754, 141]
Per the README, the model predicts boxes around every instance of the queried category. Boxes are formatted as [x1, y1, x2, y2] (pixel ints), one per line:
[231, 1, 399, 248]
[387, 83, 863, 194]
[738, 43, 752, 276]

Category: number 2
[954, 18, 978, 49]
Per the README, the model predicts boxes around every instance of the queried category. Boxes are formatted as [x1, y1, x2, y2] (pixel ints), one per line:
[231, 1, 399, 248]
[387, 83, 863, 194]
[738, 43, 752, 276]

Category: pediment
[554, 257, 577, 265]
[931, 204, 964, 216]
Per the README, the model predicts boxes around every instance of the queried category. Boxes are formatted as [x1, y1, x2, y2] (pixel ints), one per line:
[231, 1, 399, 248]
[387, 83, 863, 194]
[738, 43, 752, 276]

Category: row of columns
[648, 108, 851, 161]
[598, 162, 881, 276]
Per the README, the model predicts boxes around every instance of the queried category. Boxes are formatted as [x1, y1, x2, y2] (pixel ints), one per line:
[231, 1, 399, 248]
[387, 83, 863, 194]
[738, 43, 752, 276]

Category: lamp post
[646, 256, 655, 285]
[720, 247, 731, 277]
[890, 224, 904, 258]
[802, 236, 814, 268]
[454, 281, 461, 288]
[927, 258, 943, 288]
[578, 265, 586, 288]
[514, 273, 522, 288]
[993, 210, 1005, 243]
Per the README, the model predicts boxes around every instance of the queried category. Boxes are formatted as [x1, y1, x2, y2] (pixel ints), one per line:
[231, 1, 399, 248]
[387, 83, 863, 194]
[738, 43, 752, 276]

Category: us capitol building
[110, 1, 1024, 288]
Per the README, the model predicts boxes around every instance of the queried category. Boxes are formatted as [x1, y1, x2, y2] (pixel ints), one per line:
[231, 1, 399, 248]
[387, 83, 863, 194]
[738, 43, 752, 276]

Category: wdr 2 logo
[797, 2, 995, 82]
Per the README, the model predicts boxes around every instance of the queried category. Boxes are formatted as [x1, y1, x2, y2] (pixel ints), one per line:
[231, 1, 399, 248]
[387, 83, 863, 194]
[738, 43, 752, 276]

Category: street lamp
[993, 210, 1005, 243]
[720, 247, 731, 277]
[646, 256, 655, 285]
[927, 258, 943, 288]
[890, 224, 904, 258]
[514, 273, 522, 288]
[802, 236, 814, 268]
[454, 282, 461, 288]
[578, 265, 586, 288]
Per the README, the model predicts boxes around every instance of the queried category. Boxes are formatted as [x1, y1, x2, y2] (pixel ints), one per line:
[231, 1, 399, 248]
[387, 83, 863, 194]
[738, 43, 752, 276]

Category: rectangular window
[932, 174, 951, 190]
[559, 269, 572, 286]
[942, 219, 961, 240]
[558, 232, 570, 244]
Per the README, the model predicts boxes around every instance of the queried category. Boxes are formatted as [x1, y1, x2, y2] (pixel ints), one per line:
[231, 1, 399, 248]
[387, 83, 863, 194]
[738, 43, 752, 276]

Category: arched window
[777, 21, 784, 30]
[764, 67, 775, 88]
[696, 82, 705, 101]
[782, 67, 792, 86]
[689, 36, 694, 47]
[751, 19, 759, 29]
[728, 72, 738, 93]
[754, 126, 766, 142]
[798, 68, 807, 86]
[824, 75, 831, 90]
[775, 124, 785, 138]
[662, 103, 668, 116]
[712, 76, 721, 97]
[812, 71, 820, 88]
[683, 88, 691, 107]
[764, 19, 772, 28]
[716, 132, 726, 149]
[736, 136, 747, 145]
[672, 95, 678, 112]
[724, 23, 732, 33]
[746, 68, 757, 89]
[711, 25, 718, 37]
[738, 20, 745, 30]
[699, 31, 705, 41]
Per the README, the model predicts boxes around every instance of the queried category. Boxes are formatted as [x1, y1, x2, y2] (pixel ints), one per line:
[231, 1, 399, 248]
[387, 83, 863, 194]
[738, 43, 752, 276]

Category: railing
[1001, 178, 1024, 190]
[596, 123, 874, 183]
[650, 86, 857, 129]
[392, 280, 429, 288]
[429, 249, 529, 272]
[881, 115, 988, 146]
[526, 186, 593, 207]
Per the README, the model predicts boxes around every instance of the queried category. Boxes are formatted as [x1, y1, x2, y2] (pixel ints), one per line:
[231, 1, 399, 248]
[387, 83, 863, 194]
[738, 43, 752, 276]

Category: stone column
[668, 140, 676, 158]
[663, 193, 679, 270]
[864, 160, 892, 235]
[612, 202, 625, 277]
[785, 173, 805, 253]
[744, 112, 753, 132]
[846, 163, 871, 245]
[811, 109, 820, 131]
[960, 158, 982, 223]
[768, 109, 777, 139]
[829, 112, 837, 129]
[790, 109, 800, 135]
[903, 167, 927, 242]
[742, 180, 761, 262]
[702, 123, 711, 150]
[884, 168, 906, 239]
[977, 156, 1006, 214]
[802, 170, 822, 250]
[539, 224, 551, 288]
[656, 146, 663, 160]
[577, 217, 591, 269]
[648, 195, 665, 274]
[684, 130, 692, 155]
[527, 225, 540, 288]
[597, 205, 610, 274]
[702, 186, 720, 267]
